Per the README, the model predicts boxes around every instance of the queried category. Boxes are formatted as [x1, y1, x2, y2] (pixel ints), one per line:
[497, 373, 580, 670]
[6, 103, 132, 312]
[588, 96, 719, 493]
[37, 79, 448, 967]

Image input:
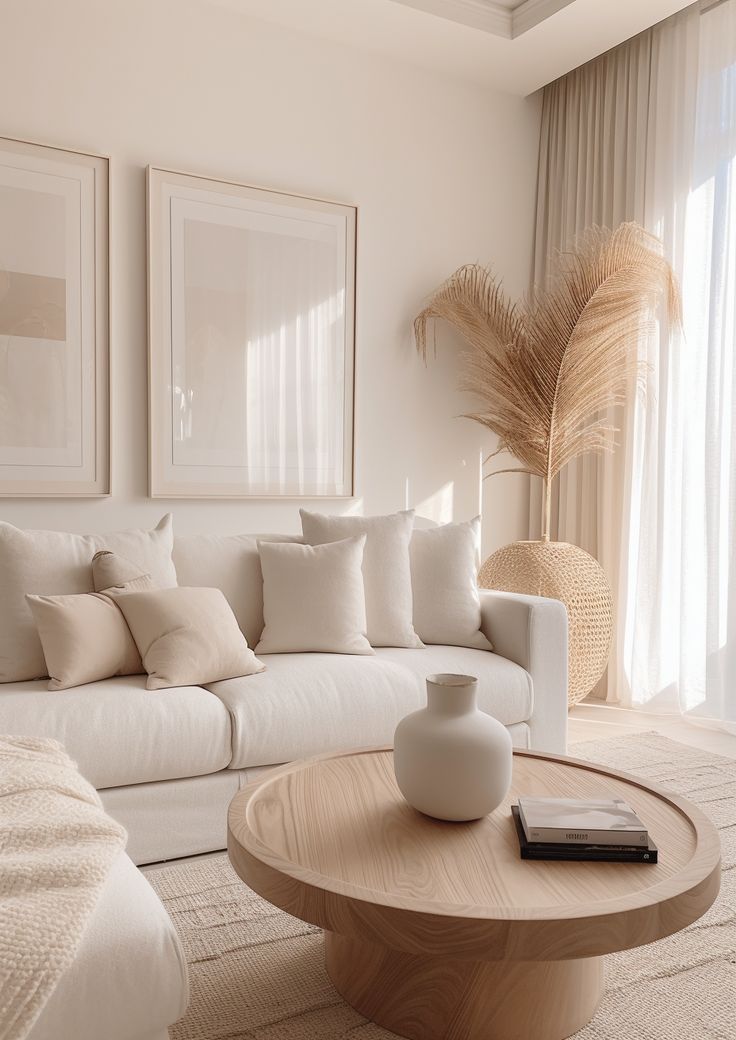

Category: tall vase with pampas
[415, 223, 680, 706]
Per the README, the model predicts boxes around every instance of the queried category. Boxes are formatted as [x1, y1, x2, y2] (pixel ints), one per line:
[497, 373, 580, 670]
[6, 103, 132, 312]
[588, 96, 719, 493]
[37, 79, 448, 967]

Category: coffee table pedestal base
[325, 931, 604, 1040]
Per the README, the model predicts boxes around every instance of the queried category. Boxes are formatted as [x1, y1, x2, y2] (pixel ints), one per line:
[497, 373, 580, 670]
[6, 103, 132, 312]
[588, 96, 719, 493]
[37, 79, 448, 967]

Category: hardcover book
[518, 795, 648, 846]
[511, 807, 658, 863]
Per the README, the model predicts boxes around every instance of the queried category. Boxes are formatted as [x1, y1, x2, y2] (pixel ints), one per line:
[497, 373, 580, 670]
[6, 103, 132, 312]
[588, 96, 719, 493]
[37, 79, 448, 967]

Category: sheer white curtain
[533, 0, 736, 727]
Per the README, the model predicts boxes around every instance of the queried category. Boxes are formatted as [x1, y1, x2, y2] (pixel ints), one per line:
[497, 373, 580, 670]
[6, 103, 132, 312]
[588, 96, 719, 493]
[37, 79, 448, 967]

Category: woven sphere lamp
[479, 541, 614, 707]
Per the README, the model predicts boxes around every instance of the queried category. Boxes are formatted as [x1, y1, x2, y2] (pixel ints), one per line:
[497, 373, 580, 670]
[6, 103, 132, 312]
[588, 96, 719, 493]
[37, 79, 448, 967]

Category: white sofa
[27, 851, 188, 1040]
[0, 532, 568, 865]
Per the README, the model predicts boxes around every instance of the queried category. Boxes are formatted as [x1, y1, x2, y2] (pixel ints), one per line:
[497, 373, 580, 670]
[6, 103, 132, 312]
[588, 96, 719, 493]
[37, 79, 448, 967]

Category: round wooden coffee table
[227, 747, 720, 1040]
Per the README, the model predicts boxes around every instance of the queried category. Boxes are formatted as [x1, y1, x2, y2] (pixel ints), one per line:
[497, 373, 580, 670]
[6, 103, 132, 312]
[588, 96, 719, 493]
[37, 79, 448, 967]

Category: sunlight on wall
[341, 497, 366, 516]
[402, 452, 485, 528]
[410, 480, 455, 524]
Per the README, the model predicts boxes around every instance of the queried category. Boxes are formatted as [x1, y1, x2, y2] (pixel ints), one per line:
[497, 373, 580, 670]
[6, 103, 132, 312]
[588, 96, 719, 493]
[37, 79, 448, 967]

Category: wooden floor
[569, 702, 736, 760]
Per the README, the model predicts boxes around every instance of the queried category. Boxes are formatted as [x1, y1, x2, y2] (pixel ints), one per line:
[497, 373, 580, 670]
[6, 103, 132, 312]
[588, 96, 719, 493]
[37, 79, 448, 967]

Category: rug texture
[148, 734, 736, 1039]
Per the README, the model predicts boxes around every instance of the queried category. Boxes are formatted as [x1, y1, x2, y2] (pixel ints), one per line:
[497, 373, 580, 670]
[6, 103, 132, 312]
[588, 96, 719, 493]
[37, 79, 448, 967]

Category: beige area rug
[148, 734, 736, 1039]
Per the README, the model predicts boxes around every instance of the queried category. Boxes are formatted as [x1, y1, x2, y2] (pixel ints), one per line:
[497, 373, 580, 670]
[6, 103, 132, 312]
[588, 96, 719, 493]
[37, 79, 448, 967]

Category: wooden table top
[227, 747, 721, 962]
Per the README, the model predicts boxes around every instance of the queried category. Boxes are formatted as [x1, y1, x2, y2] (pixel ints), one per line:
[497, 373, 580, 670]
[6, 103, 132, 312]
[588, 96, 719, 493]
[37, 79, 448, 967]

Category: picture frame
[0, 136, 110, 496]
[147, 165, 356, 498]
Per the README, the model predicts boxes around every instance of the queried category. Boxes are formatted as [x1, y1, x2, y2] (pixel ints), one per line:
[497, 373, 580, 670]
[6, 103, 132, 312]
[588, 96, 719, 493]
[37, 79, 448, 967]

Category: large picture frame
[147, 166, 356, 498]
[0, 137, 110, 496]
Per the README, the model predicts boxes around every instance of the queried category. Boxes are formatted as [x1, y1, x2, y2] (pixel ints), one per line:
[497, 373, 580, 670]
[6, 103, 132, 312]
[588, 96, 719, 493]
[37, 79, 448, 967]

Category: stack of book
[512, 796, 658, 863]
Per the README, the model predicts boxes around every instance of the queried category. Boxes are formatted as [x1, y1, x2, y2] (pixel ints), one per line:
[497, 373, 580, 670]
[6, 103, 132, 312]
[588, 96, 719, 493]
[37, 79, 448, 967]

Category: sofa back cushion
[0, 516, 177, 683]
[172, 532, 302, 648]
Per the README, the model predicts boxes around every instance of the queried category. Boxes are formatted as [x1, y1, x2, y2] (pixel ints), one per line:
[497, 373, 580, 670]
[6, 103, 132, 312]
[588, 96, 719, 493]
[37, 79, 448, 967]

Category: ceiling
[209, 0, 695, 96]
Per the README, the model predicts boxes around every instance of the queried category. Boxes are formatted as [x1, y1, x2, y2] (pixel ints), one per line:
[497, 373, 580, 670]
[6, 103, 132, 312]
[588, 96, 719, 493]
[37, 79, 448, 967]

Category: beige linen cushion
[410, 517, 493, 650]
[256, 536, 373, 655]
[299, 509, 422, 648]
[109, 586, 264, 691]
[26, 575, 155, 691]
[91, 550, 151, 592]
[0, 515, 177, 683]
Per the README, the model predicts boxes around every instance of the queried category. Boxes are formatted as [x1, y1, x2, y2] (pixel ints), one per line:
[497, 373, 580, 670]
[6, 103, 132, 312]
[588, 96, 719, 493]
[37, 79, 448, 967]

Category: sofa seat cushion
[206, 646, 532, 770]
[28, 851, 188, 1040]
[0, 676, 232, 789]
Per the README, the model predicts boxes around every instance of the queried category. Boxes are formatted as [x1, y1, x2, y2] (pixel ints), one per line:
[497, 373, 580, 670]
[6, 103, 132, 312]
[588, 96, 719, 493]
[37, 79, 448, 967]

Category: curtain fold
[532, 0, 736, 727]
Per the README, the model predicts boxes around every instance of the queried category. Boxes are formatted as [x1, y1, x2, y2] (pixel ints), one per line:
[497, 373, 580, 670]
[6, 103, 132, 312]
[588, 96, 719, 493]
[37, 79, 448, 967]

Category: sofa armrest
[479, 589, 568, 754]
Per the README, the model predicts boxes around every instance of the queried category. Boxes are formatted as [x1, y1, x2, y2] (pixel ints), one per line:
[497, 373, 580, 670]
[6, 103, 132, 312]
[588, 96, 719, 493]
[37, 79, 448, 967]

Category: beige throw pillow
[299, 509, 422, 648]
[108, 587, 264, 691]
[0, 514, 177, 683]
[256, 537, 373, 655]
[410, 517, 493, 650]
[26, 575, 154, 691]
[92, 550, 151, 592]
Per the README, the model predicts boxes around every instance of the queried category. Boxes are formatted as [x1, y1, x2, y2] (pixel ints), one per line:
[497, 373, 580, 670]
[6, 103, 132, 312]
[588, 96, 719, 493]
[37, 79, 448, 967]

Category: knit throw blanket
[0, 736, 127, 1040]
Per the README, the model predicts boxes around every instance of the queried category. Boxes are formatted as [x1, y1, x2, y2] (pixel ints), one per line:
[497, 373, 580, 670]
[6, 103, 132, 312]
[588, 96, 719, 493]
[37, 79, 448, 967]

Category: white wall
[0, 0, 540, 555]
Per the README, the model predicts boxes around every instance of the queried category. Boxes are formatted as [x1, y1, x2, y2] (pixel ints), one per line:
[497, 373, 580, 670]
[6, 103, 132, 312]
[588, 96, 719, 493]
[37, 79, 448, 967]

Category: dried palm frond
[414, 223, 680, 538]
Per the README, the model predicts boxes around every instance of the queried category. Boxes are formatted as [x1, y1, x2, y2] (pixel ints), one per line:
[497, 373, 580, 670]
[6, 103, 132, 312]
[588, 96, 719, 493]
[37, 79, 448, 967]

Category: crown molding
[391, 0, 512, 39]
[391, 0, 576, 39]
[511, 0, 574, 38]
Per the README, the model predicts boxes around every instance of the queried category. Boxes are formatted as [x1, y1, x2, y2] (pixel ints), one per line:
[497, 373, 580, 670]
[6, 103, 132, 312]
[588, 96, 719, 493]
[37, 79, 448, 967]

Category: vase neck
[426, 675, 478, 716]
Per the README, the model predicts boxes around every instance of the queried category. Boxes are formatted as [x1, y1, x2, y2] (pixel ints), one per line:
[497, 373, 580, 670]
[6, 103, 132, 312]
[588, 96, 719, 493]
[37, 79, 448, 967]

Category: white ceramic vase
[393, 673, 513, 822]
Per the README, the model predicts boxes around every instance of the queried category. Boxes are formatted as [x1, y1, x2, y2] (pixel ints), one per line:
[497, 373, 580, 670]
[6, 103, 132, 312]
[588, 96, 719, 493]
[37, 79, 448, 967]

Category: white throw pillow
[299, 509, 422, 649]
[0, 515, 177, 683]
[26, 575, 155, 691]
[256, 537, 373, 655]
[108, 586, 264, 691]
[410, 517, 493, 651]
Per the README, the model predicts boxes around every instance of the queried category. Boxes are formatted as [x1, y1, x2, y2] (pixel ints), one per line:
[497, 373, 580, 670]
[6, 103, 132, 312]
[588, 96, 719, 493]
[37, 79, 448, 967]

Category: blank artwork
[0, 138, 108, 495]
[148, 167, 355, 498]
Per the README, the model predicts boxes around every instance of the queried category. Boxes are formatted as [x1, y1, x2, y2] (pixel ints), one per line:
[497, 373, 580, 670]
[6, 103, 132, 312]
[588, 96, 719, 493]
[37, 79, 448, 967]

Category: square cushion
[109, 587, 264, 690]
[0, 676, 232, 789]
[256, 537, 373, 655]
[207, 646, 532, 769]
[0, 515, 177, 683]
[26, 574, 154, 691]
[300, 509, 422, 648]
[410, 517, 493, 650]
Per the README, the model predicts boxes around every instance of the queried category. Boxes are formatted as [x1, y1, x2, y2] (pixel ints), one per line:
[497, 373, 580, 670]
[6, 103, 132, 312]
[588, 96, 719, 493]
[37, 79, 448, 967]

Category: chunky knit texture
[0, 736, 126, 1040]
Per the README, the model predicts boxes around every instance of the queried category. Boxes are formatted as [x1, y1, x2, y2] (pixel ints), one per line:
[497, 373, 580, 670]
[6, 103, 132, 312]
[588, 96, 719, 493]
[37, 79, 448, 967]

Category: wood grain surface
[228, 747, 721, 962]
[325, 931, 604, 1040]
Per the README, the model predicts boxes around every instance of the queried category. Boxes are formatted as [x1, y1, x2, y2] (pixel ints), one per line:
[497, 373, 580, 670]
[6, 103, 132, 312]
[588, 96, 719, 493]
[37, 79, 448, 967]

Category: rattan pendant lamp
[415, 223, 680, 706]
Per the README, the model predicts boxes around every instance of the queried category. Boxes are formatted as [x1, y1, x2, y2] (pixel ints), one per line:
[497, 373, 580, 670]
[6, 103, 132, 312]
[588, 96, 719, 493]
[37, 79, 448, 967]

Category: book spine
[523, 825, 649, 846]
[520, 845, 657, 863]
